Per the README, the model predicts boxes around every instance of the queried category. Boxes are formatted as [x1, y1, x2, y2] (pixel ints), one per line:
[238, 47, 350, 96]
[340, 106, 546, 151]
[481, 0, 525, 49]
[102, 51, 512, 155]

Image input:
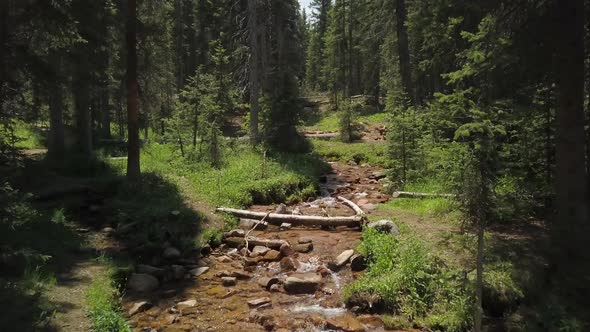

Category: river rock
[225, 229, 246, 238]
[366, 220, 399, 235]
[279, 223, 292, 230]
[189, 266, 209, 277]
[350, 255, 367, 272]
[258, 277, 280, 290]
[280, 257, 300, 272]
[171, 265, 186, 280]
[222, 276, 237, 286]
[127, 273, 159, 292]
[137, 264, 164, 277]
[328, 249, 354, 271]
[239, 218, 268, 230]
[200, 244, 212, 255]
[370, 170, 387, 180]
[261, 250, 281, 261]
[279, 243, 294, 256]
[247, 297, 272, 308]
[177, 299, 197, 308]
[275, 203, 288, 214]
[284, 273, 322, 294]
[293, 243, 313, 253]
[217, 255, 232, 263]
[231, 270, 253, 280]
[357, 199, 370, 206]
[163, 247, 181, 260]
[326, 315, 366, 332]
[251, 246, 271, 257]
[128, 301, 152, 316]
[298, 238, 313, 244]
[249, 310, 275, 331]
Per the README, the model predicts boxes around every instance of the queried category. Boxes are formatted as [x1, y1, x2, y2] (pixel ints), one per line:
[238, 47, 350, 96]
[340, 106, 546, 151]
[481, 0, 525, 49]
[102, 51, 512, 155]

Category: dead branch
[216, 207, 363, 227]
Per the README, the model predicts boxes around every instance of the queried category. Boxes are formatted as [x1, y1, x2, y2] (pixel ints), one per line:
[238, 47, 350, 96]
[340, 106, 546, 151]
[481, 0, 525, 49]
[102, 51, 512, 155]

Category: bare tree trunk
[248, 0, 260, 146]
[554, 0, 589, 260]
[126, 0, 141, 181]
[100, 88, 111, 139]
[474, 222, 484, 332]
[395, 0, 415, 105]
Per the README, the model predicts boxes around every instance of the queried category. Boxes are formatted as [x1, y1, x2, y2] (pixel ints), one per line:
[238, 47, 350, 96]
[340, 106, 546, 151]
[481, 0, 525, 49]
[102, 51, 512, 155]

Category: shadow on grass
[2, 153, 207, 331]
[479, 220, 589, 330]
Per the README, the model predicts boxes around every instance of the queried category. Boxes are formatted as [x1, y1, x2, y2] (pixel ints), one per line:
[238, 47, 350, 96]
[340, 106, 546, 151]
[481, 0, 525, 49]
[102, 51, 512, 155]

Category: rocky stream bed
[123, 161, 399, 332]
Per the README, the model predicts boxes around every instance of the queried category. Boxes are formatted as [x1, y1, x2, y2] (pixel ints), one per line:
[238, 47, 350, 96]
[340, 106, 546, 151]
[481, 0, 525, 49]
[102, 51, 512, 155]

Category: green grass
[310, 139, 389, 166]
[14, 121, 45, 149]
[377, 180, 461, 221]
[303, 113, 339, 132]
[343, 227, 472, 332]
[86, 264, 131, 332]
[358, 112, 390, 125]
[302, 110, 389, 132]
[108, 142, 327, 208]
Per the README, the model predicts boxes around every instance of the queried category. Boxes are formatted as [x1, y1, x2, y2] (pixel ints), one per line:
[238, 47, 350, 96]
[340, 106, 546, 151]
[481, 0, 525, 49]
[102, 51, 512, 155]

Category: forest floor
[5, 98, 553, 332]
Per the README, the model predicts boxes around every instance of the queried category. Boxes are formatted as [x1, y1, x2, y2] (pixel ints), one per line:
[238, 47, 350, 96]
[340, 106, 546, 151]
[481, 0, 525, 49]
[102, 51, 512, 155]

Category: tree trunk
[248, 0, 260, 146]
[395, 0, 415, 105]
[474, 222, 484, 332]
[126, 0, 141, 181]
[74, 76, 92, 157]
[100, 88, 111, 139]
[554, 0, 589, 261]
[48, 82, 65, 160]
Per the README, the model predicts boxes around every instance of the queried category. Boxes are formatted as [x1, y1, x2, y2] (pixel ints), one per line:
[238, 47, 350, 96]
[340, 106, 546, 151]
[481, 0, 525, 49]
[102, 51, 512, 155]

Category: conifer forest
[1, 0, 589, 331]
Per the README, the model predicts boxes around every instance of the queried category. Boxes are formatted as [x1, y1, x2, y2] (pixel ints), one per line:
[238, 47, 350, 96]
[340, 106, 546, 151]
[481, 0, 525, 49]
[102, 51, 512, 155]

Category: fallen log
[216, 207, 363, 227]
[337, 196, 364, 215]
[392, 191, 456, 199]
[224, 236, 289, 250]
[304, 132, 339, 138]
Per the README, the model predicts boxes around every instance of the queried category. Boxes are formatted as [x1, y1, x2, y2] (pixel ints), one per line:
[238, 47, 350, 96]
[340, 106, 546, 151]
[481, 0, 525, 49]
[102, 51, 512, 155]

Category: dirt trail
[46, 259, 105, 332]
[127, 161, 391, 332]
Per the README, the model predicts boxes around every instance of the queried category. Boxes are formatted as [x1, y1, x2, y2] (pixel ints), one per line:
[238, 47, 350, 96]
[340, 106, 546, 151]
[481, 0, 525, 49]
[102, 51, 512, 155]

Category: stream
[126, 161, 390, 332]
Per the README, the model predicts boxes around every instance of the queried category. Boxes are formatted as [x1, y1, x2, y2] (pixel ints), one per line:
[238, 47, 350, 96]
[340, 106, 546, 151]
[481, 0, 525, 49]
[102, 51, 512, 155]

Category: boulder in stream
[258, 277, 280, 290]
[283, 273, 322, 294]
[280, 257, 300, 272]
[162, 247, 181, 260]
[251, 246, 271, 257]
[221, 276, 237, 286]
[128, 301, 152, 316]
[293, 243, 313, 253]
[328, 249, 354, 271]
[247, 297, 272, 308]
[127, 273, 159, 292]
[325, 315, 366, 332]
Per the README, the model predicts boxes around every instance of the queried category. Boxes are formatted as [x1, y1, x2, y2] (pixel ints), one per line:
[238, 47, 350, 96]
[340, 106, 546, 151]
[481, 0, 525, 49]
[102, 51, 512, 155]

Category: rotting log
[224, 236, 288, 250]
[392, 191, 456, 199]
[337, 196, 364, 215]
[216, 208, 363, 227]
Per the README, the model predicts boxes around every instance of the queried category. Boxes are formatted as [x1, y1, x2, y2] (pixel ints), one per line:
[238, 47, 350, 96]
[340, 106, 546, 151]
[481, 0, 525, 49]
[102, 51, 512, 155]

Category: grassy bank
[86, 261, 130, 332]
[310, 139, 388, 167]
[107, 142, 328, 208]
